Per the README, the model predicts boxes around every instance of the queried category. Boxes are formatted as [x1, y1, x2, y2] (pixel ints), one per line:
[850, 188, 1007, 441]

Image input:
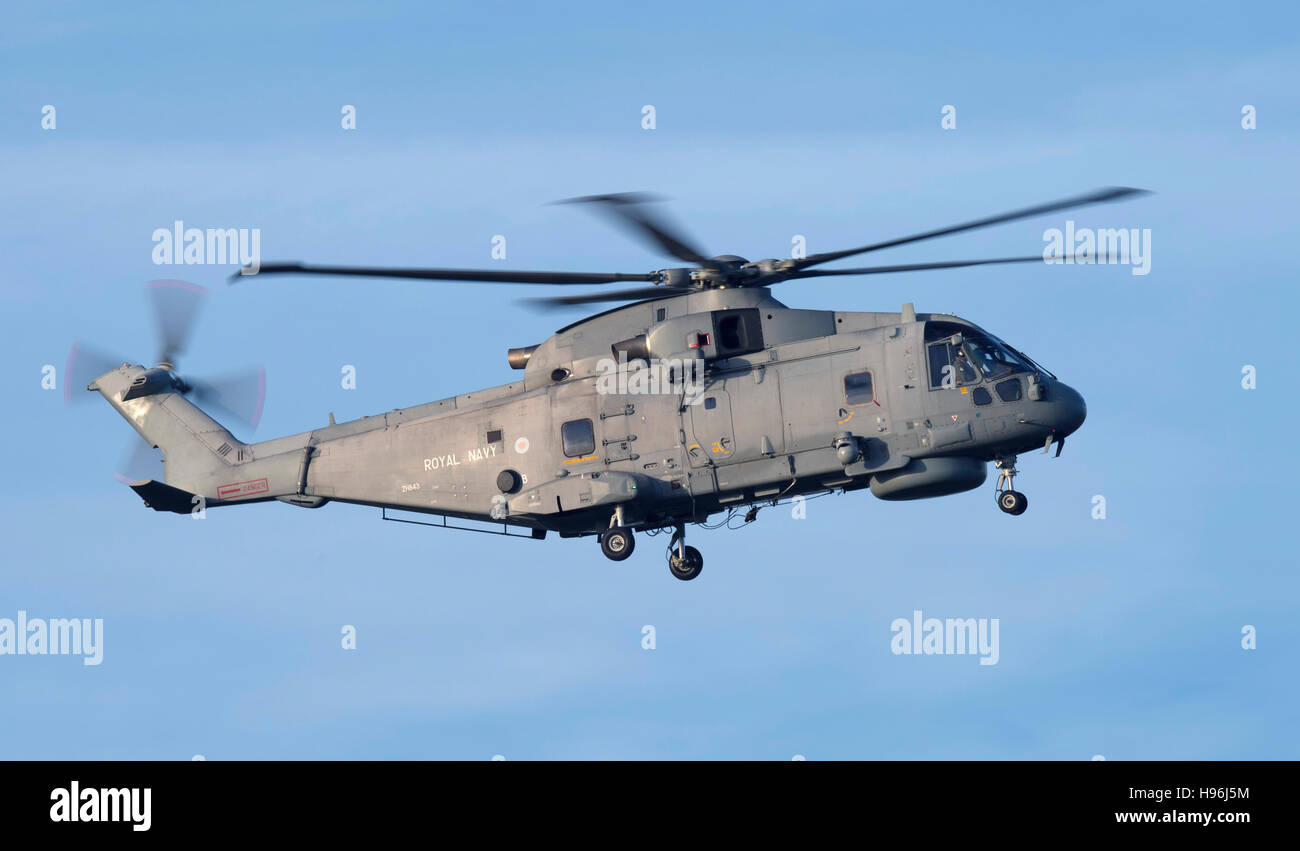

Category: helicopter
[75, 188, 1145, 580]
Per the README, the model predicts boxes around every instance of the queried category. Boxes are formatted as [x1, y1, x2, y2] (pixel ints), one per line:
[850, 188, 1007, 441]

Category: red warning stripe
[217, 478, 269, 500]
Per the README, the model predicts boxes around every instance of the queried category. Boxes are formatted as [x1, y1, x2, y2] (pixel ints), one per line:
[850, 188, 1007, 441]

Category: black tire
[668, 545, 703, 581]
[998, 490, 1027, 515]
[600, 527, 635, 561]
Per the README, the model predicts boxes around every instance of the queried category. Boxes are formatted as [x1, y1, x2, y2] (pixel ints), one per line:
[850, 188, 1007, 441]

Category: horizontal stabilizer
[129, 479, 200, 515]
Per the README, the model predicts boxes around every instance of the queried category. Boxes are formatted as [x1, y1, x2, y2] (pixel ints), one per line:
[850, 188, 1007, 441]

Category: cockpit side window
[928, 342, 951, 388]
[952, 347, 979, 384]
[924, 321, 966, 342]
[928, 341, 979, 389]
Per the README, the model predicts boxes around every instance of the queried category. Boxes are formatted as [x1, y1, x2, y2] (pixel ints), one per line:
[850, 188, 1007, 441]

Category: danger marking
[218, 478, 269, 499]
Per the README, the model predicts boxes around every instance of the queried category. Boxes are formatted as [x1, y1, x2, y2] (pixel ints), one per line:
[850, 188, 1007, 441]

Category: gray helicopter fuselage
[92, 287, 1085, 535]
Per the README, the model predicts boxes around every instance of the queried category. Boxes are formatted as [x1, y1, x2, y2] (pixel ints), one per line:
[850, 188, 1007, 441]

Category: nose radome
[1053, 381, 1087, 436]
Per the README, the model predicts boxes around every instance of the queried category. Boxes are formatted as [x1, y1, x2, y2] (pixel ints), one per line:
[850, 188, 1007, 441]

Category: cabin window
[971, 386, 992, 406]
[844, 371, 874, 405]
[561, 419, 595, 458]
[486, 429, 503, 444]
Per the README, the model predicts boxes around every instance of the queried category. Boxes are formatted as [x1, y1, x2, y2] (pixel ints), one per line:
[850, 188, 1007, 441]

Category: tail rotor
[67, 280, 267, 483]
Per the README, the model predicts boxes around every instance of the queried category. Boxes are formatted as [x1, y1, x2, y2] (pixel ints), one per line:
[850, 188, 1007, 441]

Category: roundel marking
[514, 436, 530, 455]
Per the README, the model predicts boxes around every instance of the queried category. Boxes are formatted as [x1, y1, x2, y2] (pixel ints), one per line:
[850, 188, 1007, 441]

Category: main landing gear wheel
[600, 527, 635, 561]
[668, 546, 703, 581]
[998, 490, 1028, 515]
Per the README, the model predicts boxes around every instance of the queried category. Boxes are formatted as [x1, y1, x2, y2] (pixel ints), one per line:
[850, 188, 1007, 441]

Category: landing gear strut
[994, 455, 1028, 516]
[667, 525, 703, 581]
[600, 507, 635, 561]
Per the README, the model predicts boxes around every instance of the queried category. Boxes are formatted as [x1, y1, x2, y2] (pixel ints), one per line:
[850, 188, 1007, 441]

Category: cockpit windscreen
[925, 321, 1036, 386]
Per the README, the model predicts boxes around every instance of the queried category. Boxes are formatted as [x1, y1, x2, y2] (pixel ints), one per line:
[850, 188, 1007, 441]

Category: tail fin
[90, 364, 301, 512]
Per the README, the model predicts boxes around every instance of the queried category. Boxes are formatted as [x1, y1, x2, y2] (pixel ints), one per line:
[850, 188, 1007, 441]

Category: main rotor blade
[188, 367, 267, 430]
[522, 285, 694, 310]
[557, 193, 717, 268]
[233, 262, 654, 286]
[147, 280, 207, 366]
[789, 254, 1099, 279]
[795, 186, 1151, 269]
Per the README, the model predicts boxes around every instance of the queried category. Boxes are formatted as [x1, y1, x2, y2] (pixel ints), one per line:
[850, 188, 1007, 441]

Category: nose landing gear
[998, 489, 1028, 515]
[994, 456, 1029, 516]
[667, 525, 703, 581]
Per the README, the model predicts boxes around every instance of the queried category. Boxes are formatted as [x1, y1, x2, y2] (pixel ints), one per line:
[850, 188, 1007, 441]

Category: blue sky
[1, 1, 1296, 759]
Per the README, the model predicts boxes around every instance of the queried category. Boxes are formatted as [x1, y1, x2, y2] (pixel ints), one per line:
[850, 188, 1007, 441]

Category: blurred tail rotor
[64, 341, 129, 406]
[188, 367, 267, 430]
[66, 280, 267, 483]
[147, 279, 206, 369]
[114, 440, 165, 486]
